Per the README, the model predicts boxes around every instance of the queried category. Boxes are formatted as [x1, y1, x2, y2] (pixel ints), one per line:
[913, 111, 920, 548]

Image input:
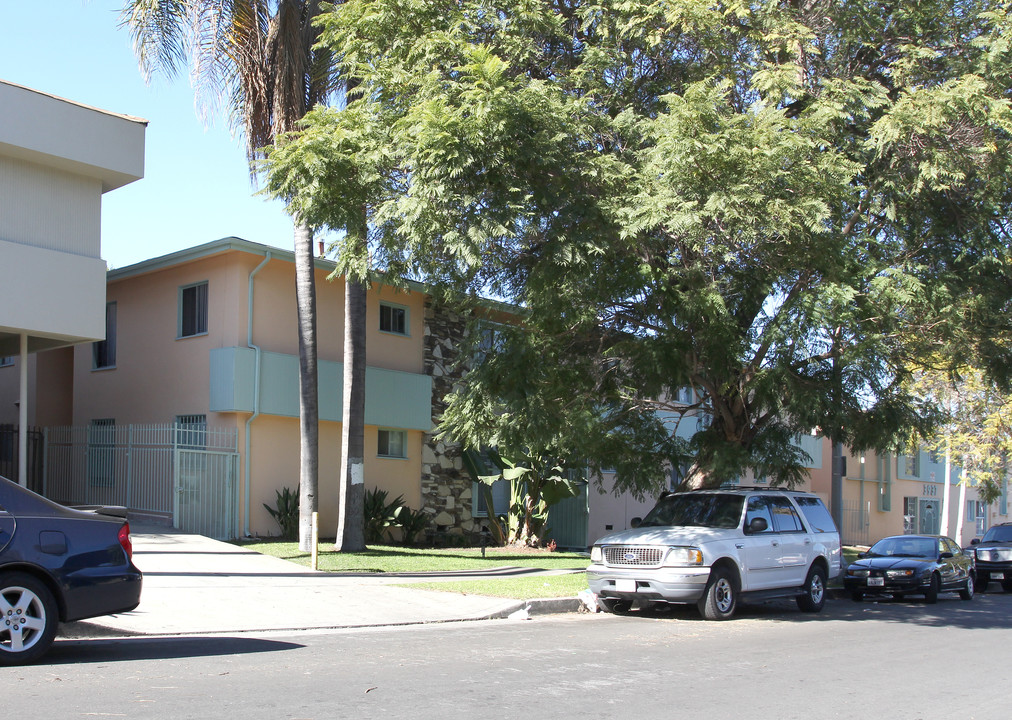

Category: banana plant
[471, 448, 580, 547]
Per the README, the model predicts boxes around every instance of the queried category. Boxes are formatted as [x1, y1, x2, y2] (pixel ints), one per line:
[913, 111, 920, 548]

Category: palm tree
[121, 0, 336, 551]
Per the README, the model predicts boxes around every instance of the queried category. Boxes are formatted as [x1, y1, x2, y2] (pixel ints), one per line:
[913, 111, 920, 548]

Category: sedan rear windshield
[638, 493, 744, 529]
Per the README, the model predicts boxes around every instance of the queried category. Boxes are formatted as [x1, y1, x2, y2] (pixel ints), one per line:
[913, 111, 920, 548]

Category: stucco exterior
[0, 238, 470, 538]
[0, 80, 146, 357]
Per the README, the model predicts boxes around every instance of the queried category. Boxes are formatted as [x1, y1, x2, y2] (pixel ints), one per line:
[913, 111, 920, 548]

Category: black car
[1, 474, 142, 664]
[970, 522, 1012, 592]
[844, 534, 975, 603]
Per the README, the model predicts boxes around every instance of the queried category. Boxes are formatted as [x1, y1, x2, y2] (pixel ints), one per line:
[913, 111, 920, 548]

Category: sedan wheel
[924, 573, 940, 604]
[959, 574, 975, 601]
[0, 572, 58, 666]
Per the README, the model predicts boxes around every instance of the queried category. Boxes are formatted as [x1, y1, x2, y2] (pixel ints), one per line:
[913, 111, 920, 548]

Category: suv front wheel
[698, 566, 738, 620]
[796, 565, 827, 613]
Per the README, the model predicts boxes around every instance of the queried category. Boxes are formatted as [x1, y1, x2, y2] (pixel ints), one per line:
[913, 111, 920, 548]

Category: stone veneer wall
[421, 299, 477, 535]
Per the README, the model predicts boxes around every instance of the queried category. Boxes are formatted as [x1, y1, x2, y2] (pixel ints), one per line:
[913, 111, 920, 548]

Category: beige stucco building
[0, 238, 490, 540]
[0, 79, 145, 486]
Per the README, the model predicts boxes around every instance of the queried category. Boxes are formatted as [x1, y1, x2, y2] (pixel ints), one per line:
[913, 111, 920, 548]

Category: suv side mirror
[747, 517, 768, 534]
[630, 517, 642, 529]
[940, 551, 953, 559]
[970, 538, 980, 545]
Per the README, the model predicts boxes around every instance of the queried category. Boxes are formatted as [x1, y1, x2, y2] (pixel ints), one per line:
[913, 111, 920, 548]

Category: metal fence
[841, 498, 871, 546]
[42, 423, 239, 539]
[0, 424, 44, 490]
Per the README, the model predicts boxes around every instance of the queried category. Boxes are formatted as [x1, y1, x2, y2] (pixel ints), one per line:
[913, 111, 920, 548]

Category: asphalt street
[11, 593, 1011, 720]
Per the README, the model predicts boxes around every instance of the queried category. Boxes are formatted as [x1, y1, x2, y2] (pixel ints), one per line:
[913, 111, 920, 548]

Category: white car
[587, 488, 842, 620]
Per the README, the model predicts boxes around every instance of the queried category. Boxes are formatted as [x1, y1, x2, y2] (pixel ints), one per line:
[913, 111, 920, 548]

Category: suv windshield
[981, 525, 1012, 543]
[638, 493, 744, 529]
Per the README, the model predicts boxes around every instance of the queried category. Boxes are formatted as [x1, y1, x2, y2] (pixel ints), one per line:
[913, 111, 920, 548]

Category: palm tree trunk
[335, 217, 367, 551]
[294, 222, 319, 552]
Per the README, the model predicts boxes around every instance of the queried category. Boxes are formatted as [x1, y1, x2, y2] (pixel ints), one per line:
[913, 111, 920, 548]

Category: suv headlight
[662, 547, 703, 567]
[590, 546, 602, 563]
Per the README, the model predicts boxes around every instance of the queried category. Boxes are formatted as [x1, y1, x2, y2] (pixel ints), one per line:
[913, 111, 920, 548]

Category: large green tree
[267, 0, 1012, 493]
[911, 367, 1012, 505]
[121, 0, 342, 549]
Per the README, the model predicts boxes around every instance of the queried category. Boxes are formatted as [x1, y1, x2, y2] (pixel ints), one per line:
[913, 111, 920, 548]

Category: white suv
[587, 488, 842, 620]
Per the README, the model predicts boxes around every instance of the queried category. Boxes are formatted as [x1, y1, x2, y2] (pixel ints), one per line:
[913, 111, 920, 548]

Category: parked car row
[0, 475, 143, 666]
[587, 487, 1004, 621]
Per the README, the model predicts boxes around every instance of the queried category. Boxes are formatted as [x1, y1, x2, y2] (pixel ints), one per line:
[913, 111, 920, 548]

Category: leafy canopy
[265, 0, 1012, 492]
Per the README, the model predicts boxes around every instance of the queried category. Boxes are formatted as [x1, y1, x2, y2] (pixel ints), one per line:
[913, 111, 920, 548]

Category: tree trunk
[335, 221, 368, 552]
[294, 222, 319, 552]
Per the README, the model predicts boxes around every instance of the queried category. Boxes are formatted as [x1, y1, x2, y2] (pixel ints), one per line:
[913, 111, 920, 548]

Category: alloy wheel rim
[0, 587, 47, 654]
[716, 578, 733, 613]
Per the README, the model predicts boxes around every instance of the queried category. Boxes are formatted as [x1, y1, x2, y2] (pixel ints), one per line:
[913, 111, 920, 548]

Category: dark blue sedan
[844, 534, 975, 604]
[1, 474, 142, 664]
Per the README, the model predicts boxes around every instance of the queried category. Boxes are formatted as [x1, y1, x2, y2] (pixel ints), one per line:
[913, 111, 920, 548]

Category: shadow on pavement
[44, 635, 304, 665]
[592, 589, 1012, 630]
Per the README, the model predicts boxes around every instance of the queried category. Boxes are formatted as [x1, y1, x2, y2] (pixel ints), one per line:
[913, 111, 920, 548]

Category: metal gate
[841, 499, 871, 546]
[546, 481, 590, 550]
[174, 448, 239, 540]
[42, 423, 239, 540]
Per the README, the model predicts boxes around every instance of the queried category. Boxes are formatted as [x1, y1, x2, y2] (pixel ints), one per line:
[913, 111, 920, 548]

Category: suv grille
[603, 546, 664, 566]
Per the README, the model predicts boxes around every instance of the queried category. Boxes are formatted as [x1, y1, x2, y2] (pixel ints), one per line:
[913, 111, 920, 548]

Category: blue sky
[1, 0, 296, 269]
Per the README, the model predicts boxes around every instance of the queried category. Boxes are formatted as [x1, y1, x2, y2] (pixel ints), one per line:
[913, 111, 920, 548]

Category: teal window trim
[379, 302, 409, 337]
[878, 455, 892, 512]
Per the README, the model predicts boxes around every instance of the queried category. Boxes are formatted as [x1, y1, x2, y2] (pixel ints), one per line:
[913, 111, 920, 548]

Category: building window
[903, 496, 918, 534]
[175, 414, 207, 450]
[902, 452, 920, 478]
[93, 301, 117, 369]
[378, 429, 407, 458]
[0, 357, 12, 368]
[87, 419, 116, 488]
[179, 281, 209, 338]
[967, 500, 987, 536]
[379, 302, 408, 336]
[474, 478, 510, 518]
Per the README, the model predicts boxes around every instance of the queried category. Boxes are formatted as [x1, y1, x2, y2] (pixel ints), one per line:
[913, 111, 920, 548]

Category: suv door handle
[771, 541, 780, 547]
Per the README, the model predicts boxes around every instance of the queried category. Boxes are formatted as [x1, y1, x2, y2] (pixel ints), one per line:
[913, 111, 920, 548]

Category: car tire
[976, 575, 989, 592]
[598, 598, 633, 614]
[698, 567, 738, 620]
[796, 565, 827, 613]
[1002, 579, 1012, 593]
[959, 574, 975, 601]
[850, 591, 863, 602]
[0, 572, 59, 666]
[924, 573, 940, 604]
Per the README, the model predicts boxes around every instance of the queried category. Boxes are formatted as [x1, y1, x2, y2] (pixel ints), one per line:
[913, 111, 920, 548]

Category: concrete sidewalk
[61, 528, 585, 639]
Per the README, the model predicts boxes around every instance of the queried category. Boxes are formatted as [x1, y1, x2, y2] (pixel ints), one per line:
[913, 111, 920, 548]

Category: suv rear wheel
[796, 565, 827, 613]
[698, 567, 738, 620]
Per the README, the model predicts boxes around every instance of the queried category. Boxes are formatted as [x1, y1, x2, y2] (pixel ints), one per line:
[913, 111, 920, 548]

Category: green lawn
[238, 540, 589, 574]
[401, 573, 589, 599]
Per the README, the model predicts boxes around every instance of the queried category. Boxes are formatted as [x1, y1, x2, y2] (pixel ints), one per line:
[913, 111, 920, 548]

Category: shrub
[393, 505, 430, 545]
[364, 488, 405, 543]
[263, 485, 299, 539]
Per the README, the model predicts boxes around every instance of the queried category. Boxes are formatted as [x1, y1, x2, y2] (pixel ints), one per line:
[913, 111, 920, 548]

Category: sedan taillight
[118, 522, 133, 560]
